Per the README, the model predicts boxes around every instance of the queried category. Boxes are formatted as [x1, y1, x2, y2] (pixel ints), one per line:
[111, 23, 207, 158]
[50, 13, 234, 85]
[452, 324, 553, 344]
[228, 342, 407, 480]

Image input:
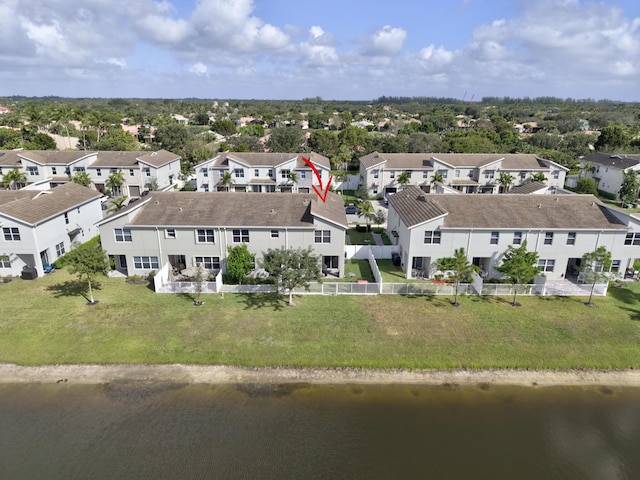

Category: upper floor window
[27, 166, 38, 176]
[2, 227, 20, 241]
[553, 171, 559, 180]
[389, 171, 395, 179]
[65, 167, 71, 175]
[271, 230, 279, 238]
[484, 170, 495, 180]
[424, 231, 441, 244]
[520, 171, 526, 180]
[165, 228, 176, 239]
[233, 229, 249, 242]
[490, 231, 499, 245]
[455, 170, 461, 178]
[144, 168, 151, 177]
[254, 169, 259, 177]
[567, 232, 576, 245]
[300, 171, 306, 179]
[234, 168, 244, 178]
[315, 230, 331, 243]
[544, 232, 554, 245]
[129, 169, 135, 176]
[268, 169, 274, 178]
[437, 169, 448, 179]
[373, 170, 379, 179]
[114, 228, 132, 242]
[202, 184, 209, 192]
[625, 232, 640, 246]
[64, 212, 69, 225]
[96, 168, 102, 177]
[281, 169, 291, 179]
[196, 229, 215, 243]
[51, 167, 57, 175]
[74, 166, 85, 173]
[422, 170, 429, 179]
[513, 231, 522, 245]
[201, 168, 208, 177]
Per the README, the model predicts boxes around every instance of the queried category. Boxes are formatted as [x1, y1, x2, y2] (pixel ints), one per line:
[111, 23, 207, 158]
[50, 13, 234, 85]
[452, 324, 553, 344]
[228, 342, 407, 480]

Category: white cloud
[362, 26, 407, 57]
[189, 62, 209, 75]
[107, 58, 127, 68]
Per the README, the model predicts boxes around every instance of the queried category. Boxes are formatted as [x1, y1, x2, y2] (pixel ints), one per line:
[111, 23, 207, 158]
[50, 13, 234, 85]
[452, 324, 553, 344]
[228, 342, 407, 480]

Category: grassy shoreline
[1, 270, 640, 369]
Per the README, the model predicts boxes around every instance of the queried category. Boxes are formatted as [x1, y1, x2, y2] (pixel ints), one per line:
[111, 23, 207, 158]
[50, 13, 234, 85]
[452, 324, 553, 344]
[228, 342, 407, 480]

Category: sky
[1, 0, 640, 101]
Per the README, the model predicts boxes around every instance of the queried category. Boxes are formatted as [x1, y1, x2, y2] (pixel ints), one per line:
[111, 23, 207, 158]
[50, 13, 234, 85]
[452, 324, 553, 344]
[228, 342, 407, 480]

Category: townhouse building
[0, 182, 103, 277]
[387, 186, 640, 280]
[0, 149, 181, 197]
[194, 152, 331, 193]
[360, 152, 568, 198]
[579, 152, 640, 199]
[97, 191, 347, 278]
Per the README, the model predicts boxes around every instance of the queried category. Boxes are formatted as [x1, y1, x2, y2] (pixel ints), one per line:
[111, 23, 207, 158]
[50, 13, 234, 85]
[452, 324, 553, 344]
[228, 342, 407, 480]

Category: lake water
[1, 382, 639, 479]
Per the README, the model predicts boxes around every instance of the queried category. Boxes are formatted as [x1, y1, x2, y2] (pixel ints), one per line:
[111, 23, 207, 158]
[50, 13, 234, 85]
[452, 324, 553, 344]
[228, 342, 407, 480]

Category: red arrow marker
[303, 156, 333, 202]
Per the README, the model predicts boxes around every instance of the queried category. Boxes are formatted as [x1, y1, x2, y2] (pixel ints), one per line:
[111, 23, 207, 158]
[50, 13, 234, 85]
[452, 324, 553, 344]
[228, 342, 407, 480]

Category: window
[490, 231, 499, 245]
[455, 170, 461, 178]
[145, 169, 151, 177]
[96, 168, 102, 177]
[281, 169, 290, 179]
[424, 231, 441, 244]
[611, 260, 621, 272]
[254, 169, 259, 177]
[520, 171, 526, 180]
[55, 242, 65, 256]
[538, 259, 555, 272]
[544, 232, 554, 245]
[300, 171, 306, 179]
[110, 168, 117, 174]
[0, 255, 10, 268]
[513, 232, 523, 245]
[3, 227, 20, 241]
[625, 233, 640, 246]
[268, 169, 274, 178]
[194, 256, 220, 270]
[484, 170, 495, 180]
[201, 168, 208, 177]
[373, 170, 379, 179]
[553, 171, 559, 180]
[315, 230, 331, 243]
[133, 256, 159, 269]
[64, 212, 69, 225]
[233, 229, 249, 242]
[65, 167, 71, 175]
[129, 169, 134, 176]
[114, 228, 132, 242]
[51, 167, 57, 175]
[74, 166, 85, 173]
[234, 168, 244, 178]
[422, 170, 429, 179]
[202, 184, 209, 192]
[271, 230, 279, 238]
[437, 169, 448, 179]
[197, 229, 215, 243]
[27, 166, 38, 176]
[567, 232, 576, 245]
[372, 188, 378, 195]
[165, 228, 176, 239]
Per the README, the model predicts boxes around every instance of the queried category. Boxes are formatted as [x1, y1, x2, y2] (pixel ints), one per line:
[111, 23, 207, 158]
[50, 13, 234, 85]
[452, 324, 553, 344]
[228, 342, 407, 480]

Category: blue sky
[1, 0, 639, 100]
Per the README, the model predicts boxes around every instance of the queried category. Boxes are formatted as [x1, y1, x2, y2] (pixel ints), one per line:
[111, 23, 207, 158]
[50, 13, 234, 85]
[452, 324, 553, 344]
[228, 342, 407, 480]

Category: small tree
[219, 171, 234, 191]
[63, 241, 109, 305]
[618, 169, 639, 207]
[580, 247, 612, 307]
[498, 172, 514, 193]
[354, 184, 369, 201]
[373, 210, 386, 230]
[358, 201, 375, 231]
[226, 244, 255, 284]
[106, 170, 125, 196]
[531, 172, 547, 183]
[496, 240, 541, 306]
[430, 171, 444, 189]
[261, 246, 321, 306]
[436, 248, 478, 306]
[576, 177, 598, 195]
[106, 196, 128, 213]
[145, 177, 159, 192]
[193, 262, 206, 305]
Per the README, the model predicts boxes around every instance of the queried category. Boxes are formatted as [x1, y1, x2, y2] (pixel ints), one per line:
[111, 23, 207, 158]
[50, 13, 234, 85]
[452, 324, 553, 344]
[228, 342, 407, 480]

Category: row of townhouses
[387, 186, 640, 280]
[359, 152, 569, 198]
[193, 152, 332, 193]
[0, 149, 181, 197]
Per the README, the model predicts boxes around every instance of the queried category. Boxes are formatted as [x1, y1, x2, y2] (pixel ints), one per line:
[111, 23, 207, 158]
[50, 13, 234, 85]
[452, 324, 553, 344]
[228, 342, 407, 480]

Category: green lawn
[347, 227, 375, 245]
[2, 270, 640, 369]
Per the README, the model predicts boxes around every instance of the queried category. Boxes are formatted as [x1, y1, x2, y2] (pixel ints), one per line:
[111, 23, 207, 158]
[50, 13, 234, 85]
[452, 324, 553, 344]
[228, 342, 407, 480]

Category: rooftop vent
[417, 194, 426, 202]
[537, 204, 542, 208]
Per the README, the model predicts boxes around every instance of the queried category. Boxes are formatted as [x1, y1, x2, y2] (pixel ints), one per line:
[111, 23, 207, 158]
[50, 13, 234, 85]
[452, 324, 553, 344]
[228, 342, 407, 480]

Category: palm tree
[51, 105, 73, 149]
[73, 108, 89, 150]
[531, 172, 547, 183]
[430, 171, 444, 192]
[578, 161, 596, 179]
[358, 201, 376, 231]
[71, 172, 92, 187]
[106, 170, 125, 197]
[2, 168, 27, 190]
[219, 171, 234, 191]
[396, 171, 412, 190]
[106, 196, 129, 213]
[498, 172, 514, 193]
[335, 169, 348, 195]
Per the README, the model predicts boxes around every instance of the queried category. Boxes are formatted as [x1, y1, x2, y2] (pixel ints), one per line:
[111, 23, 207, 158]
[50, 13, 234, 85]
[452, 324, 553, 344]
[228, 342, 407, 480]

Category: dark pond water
[1, 382, 639, 479]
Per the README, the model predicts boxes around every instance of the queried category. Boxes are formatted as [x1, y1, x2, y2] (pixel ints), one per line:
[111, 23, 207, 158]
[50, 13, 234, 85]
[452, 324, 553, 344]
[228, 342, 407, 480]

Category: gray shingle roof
[389, 186, 627, 230]
[199, 152, 330, 170]
[89, 150, 179, 168]
[17, 151, 94, 165]
[509, 181, 547, 194]
[581, 152, 640, 170]
[0, 150, 23, 168]
[360, 152, 550, 170]
[123, 191, 347, 229]
[0, 182, 102, 225]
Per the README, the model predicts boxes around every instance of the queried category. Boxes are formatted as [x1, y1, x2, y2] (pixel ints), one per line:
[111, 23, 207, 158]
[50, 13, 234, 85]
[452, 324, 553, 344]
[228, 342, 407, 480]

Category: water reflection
[0, 383, 639, 479]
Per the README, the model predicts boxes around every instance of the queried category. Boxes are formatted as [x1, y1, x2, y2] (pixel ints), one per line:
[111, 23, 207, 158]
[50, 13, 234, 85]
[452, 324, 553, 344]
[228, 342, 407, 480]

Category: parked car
[345, 205, 361, 214]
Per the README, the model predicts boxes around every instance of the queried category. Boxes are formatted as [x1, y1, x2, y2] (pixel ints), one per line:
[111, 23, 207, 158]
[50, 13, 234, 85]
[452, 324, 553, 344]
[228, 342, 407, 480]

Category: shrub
[597, 189, 617, 200]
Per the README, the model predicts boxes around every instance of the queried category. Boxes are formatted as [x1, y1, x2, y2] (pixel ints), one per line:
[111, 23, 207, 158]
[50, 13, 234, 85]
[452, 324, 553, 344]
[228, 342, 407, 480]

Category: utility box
[21, 266, 38, 280]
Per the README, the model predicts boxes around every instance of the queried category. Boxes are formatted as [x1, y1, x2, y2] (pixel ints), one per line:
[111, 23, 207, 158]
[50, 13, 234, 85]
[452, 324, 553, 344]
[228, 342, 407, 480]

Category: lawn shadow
[239, 292, 285, 311]
[618, 306, 640, 322]
[46, 279, 100, 302]
[177, 293, 196, 304]
[608, 285, 639, 305]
